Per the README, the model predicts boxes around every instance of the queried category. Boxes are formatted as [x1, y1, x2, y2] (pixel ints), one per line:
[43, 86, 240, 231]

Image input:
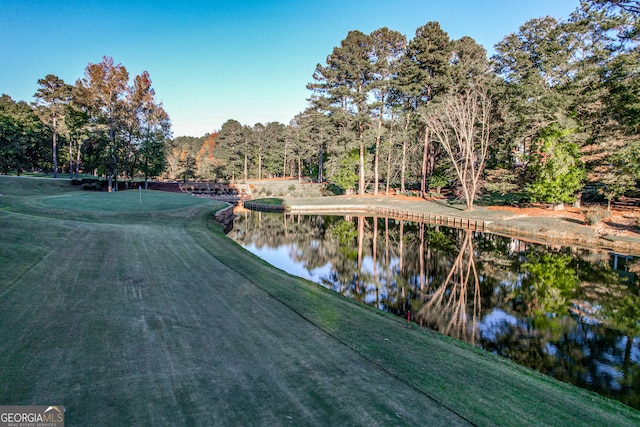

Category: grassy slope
[0, 176, 638, 426]
[194, 216, 640, 426]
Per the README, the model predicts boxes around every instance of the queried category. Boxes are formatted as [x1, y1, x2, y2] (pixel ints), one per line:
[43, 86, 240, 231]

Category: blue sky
[1, 0, 581, 137]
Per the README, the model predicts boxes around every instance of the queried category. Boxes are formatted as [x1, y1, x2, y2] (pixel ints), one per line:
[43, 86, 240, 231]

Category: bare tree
[421, 88, 492, 211]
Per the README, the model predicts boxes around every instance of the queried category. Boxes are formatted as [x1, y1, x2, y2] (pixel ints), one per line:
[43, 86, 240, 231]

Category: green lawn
[1, 175, 639, 426]
[248, 197, 284, 205]
[40, 189, 210, 212]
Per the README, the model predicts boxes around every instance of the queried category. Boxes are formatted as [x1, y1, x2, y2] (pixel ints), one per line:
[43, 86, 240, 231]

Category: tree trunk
[283, 141, 287, 179]
[374, 110, 383, 195]
[243, 149, 248, 181]
[75, 140, 80, 179]
[110, 126, 118, 192]
[421, 127, 429, 198]
[358, 123, 365, 195]
[125, 136, 131, 189]
[573, 192, 582, 209]
[374, 134, 380, 195]
[52, 116, 58, 178]
[68, 136, 73, 179]
[318, 145, 324, 183]
[401, 113, 409, 194]
[386, 133, 393, 195]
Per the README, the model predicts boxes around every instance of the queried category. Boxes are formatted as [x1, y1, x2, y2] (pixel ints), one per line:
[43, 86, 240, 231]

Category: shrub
[582, 206, 610, 225]
[428, 174, 449, 194]
[81, 180, 104, 191]
[324, 183, 344, 196]
[73, 178, 101, 186]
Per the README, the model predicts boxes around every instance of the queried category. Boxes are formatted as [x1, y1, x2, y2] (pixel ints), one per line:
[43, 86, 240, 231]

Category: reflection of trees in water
[486, 247, 640, 409]
[520, 252, 579, 317]
[576, 264, 640, 409]
[415, 230, 481, 344]
[326, 217, 366, 298]
[228, 209, 640, 408]
[483, 249, 582, 387]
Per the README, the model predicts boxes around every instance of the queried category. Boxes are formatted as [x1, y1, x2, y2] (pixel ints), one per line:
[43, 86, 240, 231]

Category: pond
[227, 208, 640, 409]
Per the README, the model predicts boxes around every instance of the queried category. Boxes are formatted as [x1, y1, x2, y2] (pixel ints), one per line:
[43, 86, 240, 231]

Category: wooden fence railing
[264, 204, 488, 232]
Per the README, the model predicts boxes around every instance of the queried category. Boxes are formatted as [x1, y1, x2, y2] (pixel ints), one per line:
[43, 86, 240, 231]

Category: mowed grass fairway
[1, 177, 639, 426]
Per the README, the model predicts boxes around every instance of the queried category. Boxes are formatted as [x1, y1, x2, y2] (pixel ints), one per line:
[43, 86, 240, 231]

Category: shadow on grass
[604, 220, 640, 236]
[564, 217, 586, 225]
[476, 192, 528, 207]
[428, 197, 466, 211]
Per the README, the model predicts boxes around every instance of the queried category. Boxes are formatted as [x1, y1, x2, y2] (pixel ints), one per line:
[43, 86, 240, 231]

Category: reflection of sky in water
[244, 243, 333, 283]
[587, 336, 640, 389]
[244, 243, 399, 305]
[477, 308, 518, 341]
[595, 361, 623, 390]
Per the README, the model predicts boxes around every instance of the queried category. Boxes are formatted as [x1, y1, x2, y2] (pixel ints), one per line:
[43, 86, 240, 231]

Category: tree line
[171, 0, 640, 211]
[1, 56, 170, 190]
[2, 1, 638, 209]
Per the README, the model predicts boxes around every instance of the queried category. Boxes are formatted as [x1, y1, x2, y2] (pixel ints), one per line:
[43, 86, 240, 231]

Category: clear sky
[1, 0, 581, 137]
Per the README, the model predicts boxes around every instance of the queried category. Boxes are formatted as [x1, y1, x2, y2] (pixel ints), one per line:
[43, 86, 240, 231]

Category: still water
[227, 209, 640, 409]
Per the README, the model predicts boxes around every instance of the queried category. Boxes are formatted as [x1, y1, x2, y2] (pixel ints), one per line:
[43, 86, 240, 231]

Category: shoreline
[243, 195, 640, 256]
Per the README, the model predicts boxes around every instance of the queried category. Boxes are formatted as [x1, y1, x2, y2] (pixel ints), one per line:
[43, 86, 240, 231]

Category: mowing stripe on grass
[190, 218, 477, 425]
[1, 176, 639, 426]
[0, 190, 468, 425]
